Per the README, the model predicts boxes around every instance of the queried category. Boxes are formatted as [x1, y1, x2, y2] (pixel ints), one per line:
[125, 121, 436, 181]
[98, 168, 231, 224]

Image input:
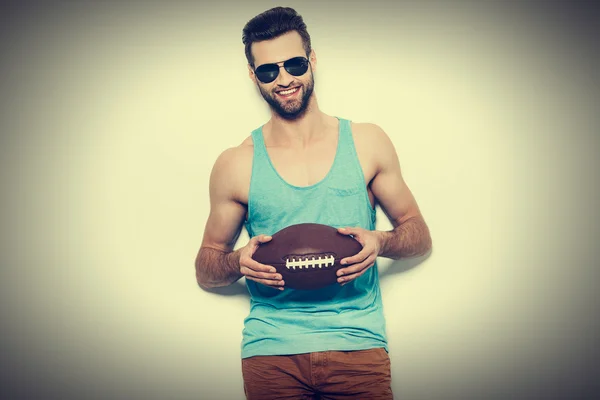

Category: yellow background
[1, 1, 598, 399]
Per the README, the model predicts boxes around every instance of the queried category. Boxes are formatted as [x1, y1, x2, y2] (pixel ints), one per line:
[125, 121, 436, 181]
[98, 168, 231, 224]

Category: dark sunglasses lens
[255, 64, 279, 83]
[255, 57, 309, 83]
[285, 57, 309, 76]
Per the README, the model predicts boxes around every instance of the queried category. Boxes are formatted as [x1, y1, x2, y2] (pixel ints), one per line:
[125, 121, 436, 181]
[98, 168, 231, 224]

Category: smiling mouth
[276, 86, 300, 97]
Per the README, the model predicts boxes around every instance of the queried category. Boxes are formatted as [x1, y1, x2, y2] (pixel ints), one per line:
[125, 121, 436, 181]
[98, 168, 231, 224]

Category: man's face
[249, 31, 315, 120]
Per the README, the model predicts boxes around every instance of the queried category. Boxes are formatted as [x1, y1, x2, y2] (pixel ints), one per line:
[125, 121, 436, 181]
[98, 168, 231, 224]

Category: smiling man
[195, 6, 432, 400]
[254, 51, 314, 119]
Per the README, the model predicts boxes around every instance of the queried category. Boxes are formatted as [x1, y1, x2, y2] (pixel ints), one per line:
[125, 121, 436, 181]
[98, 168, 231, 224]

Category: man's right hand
[239, 234, 285, 290]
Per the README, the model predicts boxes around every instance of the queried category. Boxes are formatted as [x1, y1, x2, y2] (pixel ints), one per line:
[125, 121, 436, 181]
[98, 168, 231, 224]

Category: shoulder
[213, 135, 254, 171]
[209, 135, 254, 202]
[350, 121, 399, 171]
[350, 121, 393, 146]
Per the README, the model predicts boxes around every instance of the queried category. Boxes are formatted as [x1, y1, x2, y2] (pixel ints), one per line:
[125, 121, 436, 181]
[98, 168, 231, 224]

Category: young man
[195, 7, 432, 399]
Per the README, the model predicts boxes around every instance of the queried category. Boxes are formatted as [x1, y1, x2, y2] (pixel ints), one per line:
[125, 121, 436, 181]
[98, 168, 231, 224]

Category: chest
[266, 143, 337, 188]
[237, 132, 377, 211]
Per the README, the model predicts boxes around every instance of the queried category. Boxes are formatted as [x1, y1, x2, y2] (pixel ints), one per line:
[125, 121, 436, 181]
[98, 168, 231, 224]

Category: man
[195, 6, 432, 400]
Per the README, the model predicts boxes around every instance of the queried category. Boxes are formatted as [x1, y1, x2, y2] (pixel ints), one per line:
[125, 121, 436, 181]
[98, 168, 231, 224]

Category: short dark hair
[242, 7, 312, 67]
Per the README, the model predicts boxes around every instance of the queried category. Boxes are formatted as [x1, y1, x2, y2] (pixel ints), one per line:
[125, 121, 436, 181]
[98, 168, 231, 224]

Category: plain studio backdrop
[1, 1, 599, 399]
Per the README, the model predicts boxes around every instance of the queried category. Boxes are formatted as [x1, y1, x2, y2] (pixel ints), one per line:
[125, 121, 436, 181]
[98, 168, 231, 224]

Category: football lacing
[285, 254, 335, 270]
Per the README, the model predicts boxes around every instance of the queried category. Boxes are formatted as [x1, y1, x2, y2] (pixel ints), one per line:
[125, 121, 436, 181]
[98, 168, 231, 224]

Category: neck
[266, 95, 329, 147]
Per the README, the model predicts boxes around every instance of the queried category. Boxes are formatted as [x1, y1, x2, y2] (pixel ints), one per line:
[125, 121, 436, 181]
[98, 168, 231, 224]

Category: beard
[257, 70, 315, 121]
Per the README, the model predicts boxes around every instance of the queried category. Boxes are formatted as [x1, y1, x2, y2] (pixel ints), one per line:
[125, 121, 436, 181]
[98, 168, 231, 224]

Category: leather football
[252, 223, 363, 290]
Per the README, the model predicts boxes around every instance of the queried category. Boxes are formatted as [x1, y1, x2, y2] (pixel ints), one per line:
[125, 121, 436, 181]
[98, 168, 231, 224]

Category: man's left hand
[336, 226, 382, 286]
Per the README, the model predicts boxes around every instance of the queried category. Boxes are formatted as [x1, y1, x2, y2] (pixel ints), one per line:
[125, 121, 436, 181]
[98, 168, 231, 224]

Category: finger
[243, 272, 284, 284]
[240, 265, 283, 281]
[337, 255, 375, 277]
[242, 255, 277, 274]
[253, 234, 272, 244]
[240, 258, 281, 278]
[338, 261, 375, 284]
[249, 235, 273, 256]
[340, 248, 371, 266]
[244, 275, 285, 290]
[337, 227, 361, 236]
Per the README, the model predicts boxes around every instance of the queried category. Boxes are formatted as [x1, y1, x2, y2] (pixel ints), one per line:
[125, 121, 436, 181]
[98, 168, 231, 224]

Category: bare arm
[335, 124, 432, 283]
[195, 148, 246, 288]
[196, 248, 243, 288]
[377, 215, 431, 259]
[195, 147, 283, 289]
[369, 125, 432, 259]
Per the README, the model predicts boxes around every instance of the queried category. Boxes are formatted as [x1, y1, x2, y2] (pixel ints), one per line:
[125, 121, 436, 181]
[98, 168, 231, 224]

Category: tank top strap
[329, 118, 366, 190]
[249, 125, 279, 183]
[250, 125, 267, 161]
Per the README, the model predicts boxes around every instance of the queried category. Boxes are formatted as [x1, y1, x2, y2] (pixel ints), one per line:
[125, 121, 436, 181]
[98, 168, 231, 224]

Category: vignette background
[1, 0, 599, 399]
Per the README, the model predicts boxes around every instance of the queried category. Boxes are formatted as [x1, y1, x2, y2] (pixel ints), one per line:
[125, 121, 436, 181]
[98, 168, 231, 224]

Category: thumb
[254, 234, 272, 244]
[337, 226, 358, 236]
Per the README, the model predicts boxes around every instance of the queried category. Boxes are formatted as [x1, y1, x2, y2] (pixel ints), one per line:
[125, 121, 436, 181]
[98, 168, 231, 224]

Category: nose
[274, 63, 294, 86]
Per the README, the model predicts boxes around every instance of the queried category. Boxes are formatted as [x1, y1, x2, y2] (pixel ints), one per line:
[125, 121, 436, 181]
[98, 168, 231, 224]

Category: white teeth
[285, 255, 335, 270]
[278, 87, 298, 95]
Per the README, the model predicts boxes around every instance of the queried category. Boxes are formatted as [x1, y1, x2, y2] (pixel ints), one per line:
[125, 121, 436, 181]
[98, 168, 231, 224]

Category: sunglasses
[253, 56, 310, 84]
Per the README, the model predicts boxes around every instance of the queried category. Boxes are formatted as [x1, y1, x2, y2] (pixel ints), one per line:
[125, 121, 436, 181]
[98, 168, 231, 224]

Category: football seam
[283, 253, 336, 270]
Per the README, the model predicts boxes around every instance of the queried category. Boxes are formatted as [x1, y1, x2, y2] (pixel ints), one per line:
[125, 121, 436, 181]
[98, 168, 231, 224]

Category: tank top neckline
[257, 116, 344, 191]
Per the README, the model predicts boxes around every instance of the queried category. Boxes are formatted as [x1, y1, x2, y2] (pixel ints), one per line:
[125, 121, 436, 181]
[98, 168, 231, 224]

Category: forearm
[195, 246, 243, 288]
[377, 215, 432, 260]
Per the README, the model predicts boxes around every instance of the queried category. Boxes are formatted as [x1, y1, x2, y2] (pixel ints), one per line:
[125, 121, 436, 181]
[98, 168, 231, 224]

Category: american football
[252, 223, 363, 290]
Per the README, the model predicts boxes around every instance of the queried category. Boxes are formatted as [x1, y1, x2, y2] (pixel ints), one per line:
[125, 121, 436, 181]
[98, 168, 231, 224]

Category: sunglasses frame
[253, 56, 310, 84]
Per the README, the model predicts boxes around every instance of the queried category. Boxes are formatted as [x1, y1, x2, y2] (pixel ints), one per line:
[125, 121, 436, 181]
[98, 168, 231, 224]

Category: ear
[309, 49, 317, 72]
[247, 64, 257, 84]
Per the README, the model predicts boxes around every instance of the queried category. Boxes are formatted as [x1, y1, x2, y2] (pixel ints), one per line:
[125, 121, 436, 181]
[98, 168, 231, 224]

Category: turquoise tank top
[241, 117, 388, 358]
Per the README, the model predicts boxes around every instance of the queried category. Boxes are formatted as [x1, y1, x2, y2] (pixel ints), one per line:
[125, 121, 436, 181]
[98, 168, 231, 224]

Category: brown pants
[242, 348, 393, 400]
